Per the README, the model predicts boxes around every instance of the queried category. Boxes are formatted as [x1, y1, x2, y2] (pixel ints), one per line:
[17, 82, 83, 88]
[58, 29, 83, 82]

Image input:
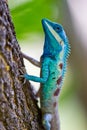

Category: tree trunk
[0, 0, 43, 129]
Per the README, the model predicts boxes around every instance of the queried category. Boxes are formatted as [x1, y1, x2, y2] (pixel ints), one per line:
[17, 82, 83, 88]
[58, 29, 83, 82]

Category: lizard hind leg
[42, 113, 52, 130]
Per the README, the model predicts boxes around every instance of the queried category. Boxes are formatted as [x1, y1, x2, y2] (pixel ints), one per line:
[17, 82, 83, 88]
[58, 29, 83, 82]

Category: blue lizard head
[41, 18, 70, 59]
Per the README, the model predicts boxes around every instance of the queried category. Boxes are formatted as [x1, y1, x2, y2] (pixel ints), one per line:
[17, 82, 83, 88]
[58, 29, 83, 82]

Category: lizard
[21, 18, 70, 130]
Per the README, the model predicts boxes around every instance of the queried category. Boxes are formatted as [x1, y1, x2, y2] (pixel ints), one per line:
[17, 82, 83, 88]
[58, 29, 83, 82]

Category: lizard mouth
[41, 18, 48, 32]
[41, 18, 52, 30]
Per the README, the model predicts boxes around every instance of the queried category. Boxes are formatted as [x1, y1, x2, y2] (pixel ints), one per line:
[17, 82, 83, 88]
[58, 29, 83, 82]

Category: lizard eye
[55, 27, 60, 31]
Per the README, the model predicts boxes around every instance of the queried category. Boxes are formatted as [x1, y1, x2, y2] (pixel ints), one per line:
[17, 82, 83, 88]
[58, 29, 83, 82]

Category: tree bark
[0, 0, 43, 129]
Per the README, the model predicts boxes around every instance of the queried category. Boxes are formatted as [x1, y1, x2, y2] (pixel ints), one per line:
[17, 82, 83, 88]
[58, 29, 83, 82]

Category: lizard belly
[40, 60, 63, 114]
[40, 70, 58, 113]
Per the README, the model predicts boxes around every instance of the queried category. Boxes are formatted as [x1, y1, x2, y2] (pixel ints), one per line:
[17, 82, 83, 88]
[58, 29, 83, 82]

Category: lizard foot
[19, 67, 26, 74]
[18, 67, 27, 84]
[42, 113, 52, 130]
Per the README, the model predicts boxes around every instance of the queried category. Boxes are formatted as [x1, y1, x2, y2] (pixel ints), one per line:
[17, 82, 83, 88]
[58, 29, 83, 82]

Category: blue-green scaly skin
[24, 18, 70, 130]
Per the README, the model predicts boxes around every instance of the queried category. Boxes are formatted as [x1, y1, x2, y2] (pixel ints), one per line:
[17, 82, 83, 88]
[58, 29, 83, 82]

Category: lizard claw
[18, 67, 26, 74]
[18, 67, 27, 84]
[42, 113, 52, 130]
[22, 78, 27, 84]
[19, 75, 24, 78]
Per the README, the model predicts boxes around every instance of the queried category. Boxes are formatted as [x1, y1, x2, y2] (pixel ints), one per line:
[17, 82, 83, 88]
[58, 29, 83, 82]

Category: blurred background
[8, 0, 87, 130]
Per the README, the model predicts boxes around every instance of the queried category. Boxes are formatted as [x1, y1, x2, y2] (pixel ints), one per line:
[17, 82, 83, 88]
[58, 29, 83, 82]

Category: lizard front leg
[23, 57, 53, 130]
[21, 52, 41, 67]
[23, 57, 50, 83]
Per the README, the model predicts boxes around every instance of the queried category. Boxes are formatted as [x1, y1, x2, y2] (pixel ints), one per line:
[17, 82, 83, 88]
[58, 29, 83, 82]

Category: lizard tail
[51, 103, 60, 130]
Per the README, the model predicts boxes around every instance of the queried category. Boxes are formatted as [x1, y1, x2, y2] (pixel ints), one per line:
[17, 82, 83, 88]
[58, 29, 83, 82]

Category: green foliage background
[9, 0, 61, 39]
